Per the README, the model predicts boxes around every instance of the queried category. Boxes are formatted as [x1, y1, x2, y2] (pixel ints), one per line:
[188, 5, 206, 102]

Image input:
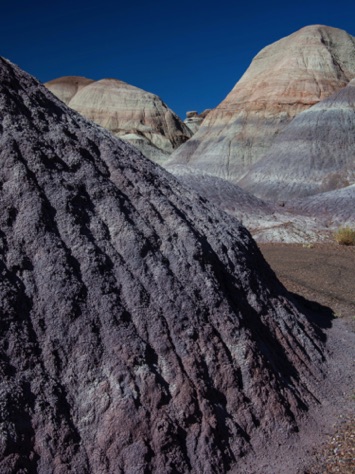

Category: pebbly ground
[258, 243, 354, 473]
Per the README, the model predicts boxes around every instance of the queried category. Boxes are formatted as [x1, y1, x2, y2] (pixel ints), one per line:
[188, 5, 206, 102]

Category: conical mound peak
[44, 75, 94, 104]
[45, 75, 192, 163]
[0, 57, 330, 473]
[167, 25, 355, 182]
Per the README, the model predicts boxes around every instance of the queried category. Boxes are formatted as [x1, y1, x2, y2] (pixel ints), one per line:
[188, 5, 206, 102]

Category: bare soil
[259, 243, 355, 473]
[259, 243, 355, 326]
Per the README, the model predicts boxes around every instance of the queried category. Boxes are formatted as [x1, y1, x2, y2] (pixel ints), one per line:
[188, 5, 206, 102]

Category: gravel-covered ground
[259, 243, 355, 473]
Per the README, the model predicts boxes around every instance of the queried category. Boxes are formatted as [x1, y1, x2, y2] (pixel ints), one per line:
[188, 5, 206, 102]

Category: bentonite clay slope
[166, 25, 355, 181]
[168, 167, 336, 244]
[45, 76, 192, 163]
[239, 80, 355, 200]
[43, 76, 94, 105]
[168, 165, 274, 222]
[287, 185, 355, 226]
[1, 58, 327, 473]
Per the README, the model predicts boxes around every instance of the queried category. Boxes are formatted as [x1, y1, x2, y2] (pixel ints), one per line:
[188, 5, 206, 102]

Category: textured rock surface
[1, 58, 330, 473]
[184, 110, 211, 134]
[239, 80, 355, 200]
[45, 76, 192, 163]
[167, 25, 355, 181]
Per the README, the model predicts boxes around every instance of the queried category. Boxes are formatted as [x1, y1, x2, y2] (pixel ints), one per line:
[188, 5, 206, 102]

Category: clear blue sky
[3, 0, 355, 118]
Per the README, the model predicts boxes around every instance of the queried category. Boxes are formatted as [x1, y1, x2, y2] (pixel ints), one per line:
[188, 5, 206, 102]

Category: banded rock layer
[168, 165, 274, 227]
[167, 25, 355, 182]
[1, 58, 326, 473]
[45, 76, 192, 163]
[169, 168, 333, 244]
[287, 185, 355, 227]
[42, 76, 94, 104]
[184, 110, 211, 134]
[240, 80, 355, 200]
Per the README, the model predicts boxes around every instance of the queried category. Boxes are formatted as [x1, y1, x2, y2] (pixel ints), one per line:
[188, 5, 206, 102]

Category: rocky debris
[0, 57, 332, 473]
[184, 110, 211, 134]
[45, 76, 192, 163]
[166, 25, 355, 182]
[307, 415, 355, 474]
[239, 81, 355, 200]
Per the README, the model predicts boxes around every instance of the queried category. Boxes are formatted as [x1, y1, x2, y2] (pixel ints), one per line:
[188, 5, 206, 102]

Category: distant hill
[166, 25, 355, 183]
[240, 80, 355, 200]
[45, 76, 192, 163]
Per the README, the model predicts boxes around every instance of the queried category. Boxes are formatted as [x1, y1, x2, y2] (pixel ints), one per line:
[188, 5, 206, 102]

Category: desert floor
[259, 243, 354, 473]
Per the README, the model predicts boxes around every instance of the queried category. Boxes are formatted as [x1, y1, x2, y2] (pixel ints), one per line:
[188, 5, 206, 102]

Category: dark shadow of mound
[255, 241, 334, 341]
[288, 291, 335, 342]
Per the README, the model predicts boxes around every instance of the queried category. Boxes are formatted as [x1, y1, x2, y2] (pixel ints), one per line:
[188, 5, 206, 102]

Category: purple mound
[0, 58, 327, 473]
